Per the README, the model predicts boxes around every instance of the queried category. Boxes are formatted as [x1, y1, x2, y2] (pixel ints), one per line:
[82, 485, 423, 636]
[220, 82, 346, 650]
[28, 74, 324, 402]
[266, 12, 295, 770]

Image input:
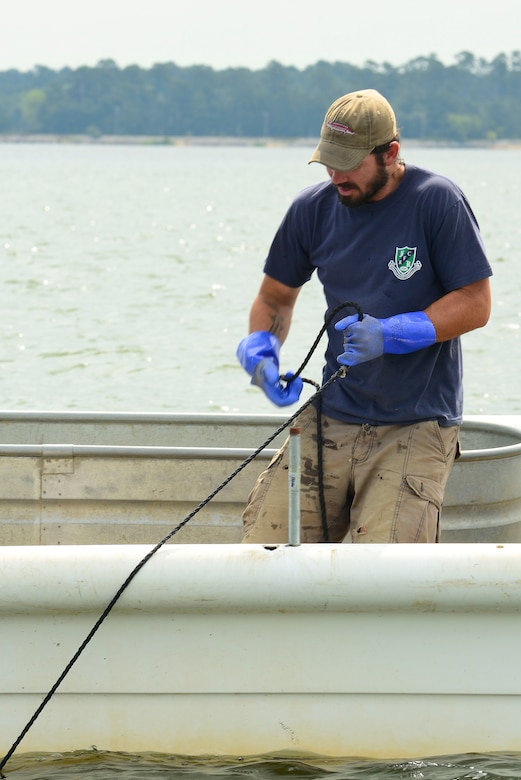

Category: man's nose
[329, 169, 349, 184]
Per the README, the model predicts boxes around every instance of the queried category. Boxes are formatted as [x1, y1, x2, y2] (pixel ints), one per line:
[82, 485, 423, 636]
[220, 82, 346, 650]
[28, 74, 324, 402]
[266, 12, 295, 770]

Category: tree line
[1, 51, 520, 142]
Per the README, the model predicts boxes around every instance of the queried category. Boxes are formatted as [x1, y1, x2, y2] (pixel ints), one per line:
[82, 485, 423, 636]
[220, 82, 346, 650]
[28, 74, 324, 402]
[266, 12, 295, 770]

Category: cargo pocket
[402, 475, 445, 542]
[406, 475, 444, 511]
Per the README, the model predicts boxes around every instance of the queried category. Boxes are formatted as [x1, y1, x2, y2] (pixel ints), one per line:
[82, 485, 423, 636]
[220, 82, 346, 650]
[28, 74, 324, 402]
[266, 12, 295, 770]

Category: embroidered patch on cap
[326, 121, 355, 135]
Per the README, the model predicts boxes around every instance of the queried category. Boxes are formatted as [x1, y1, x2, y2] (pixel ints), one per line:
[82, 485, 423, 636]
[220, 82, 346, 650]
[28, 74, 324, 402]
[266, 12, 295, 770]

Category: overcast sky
[3, 0, 520, 72]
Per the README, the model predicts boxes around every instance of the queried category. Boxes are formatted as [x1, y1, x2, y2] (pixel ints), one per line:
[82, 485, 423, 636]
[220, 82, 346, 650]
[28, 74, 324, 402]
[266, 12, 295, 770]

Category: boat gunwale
[0, 421, 519, 462]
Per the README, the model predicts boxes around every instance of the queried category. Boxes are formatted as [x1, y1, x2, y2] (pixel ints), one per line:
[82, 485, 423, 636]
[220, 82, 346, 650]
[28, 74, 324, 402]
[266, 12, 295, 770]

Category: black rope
[316, 394, 329, 541]
[290, 300, 363, 379]
[0, 300, 362, 776]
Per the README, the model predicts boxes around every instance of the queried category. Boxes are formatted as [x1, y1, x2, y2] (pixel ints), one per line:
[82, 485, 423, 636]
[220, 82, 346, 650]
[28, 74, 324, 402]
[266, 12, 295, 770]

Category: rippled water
[0, 142, 519, 415]
[6, 750, 521, 780]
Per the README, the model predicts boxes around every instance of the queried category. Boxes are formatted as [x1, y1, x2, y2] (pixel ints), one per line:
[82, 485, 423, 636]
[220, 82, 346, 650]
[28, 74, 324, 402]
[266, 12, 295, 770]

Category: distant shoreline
[1, 134, 520, 149]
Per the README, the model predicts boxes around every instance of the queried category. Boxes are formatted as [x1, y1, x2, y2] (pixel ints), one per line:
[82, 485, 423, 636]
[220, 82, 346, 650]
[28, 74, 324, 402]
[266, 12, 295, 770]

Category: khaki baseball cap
[309, 89, 397, 172]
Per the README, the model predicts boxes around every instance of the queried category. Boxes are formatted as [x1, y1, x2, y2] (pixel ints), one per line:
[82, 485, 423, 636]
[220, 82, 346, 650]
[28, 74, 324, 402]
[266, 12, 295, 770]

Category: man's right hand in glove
[236, 331, 303, 407]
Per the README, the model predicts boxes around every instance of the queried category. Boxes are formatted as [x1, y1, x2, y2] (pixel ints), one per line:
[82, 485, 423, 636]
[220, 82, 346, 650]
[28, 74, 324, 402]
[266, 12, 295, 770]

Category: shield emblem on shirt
[388, 246, 422, 280]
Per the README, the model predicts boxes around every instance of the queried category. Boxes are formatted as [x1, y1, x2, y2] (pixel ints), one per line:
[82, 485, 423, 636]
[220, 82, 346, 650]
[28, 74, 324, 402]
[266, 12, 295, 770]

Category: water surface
[0, 142, 519, 415]
[7, 750, 521, 780]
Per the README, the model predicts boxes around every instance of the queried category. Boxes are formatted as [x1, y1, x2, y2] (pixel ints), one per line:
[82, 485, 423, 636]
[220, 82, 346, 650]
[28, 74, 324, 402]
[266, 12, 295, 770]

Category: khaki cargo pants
[241, 406, 460, 544]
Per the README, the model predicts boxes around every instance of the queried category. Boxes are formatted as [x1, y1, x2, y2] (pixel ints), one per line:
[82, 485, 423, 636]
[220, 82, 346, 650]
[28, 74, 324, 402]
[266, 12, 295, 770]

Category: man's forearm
[249, 295, 293, 343]
[424, 278, 491, 342]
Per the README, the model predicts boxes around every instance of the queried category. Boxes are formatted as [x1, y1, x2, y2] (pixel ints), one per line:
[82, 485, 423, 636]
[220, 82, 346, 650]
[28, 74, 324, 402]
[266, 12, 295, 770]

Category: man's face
[327, 153, 390, 208]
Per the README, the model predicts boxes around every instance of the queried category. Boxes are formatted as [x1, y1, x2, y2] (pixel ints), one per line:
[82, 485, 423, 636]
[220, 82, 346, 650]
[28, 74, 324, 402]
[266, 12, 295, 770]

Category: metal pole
[288, 427, 301, 546]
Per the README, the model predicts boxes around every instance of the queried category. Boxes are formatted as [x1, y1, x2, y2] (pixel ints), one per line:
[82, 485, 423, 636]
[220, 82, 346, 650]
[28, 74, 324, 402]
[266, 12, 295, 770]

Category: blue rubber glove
[236, 331, 303, 407]
[335, 311, 436, 366]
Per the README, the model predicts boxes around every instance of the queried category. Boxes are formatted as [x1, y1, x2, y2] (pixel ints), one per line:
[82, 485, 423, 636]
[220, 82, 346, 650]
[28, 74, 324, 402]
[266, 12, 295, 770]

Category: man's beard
[336, 161, 389, 208]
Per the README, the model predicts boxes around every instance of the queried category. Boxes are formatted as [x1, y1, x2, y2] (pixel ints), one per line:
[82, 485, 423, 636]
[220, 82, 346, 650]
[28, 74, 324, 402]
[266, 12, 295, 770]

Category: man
[237, 89, 492, 544]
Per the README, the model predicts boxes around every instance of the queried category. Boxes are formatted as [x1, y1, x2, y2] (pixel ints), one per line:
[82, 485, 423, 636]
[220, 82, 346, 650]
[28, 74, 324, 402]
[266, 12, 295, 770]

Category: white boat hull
[2, 542, 521, 760]
[1, 413, 521, 765]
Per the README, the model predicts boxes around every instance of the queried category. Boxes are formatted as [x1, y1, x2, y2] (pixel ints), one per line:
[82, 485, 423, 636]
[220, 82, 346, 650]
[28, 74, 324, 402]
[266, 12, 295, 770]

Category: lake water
[0, 141, 519, 416]
[6, 750, 521, 780]
[1, 142, 521, 779]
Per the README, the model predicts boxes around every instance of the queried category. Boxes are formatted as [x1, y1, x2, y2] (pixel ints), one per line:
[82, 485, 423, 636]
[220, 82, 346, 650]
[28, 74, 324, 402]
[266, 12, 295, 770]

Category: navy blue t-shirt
[263, 165, 492, 426]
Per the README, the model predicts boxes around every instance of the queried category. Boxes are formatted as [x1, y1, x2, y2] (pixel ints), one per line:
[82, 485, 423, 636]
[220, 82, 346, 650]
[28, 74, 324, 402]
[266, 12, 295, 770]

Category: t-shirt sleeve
[263, 185, 323, 288]
[424, 182, 492, 291]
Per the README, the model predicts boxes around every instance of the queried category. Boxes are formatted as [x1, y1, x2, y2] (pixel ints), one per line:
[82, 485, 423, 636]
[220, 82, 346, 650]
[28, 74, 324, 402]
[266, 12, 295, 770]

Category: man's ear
[385, 141, 401, 165]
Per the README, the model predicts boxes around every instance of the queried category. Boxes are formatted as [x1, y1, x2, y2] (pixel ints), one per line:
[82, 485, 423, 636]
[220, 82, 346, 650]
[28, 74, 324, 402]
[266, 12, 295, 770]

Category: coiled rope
[0, 300, 362, 776]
